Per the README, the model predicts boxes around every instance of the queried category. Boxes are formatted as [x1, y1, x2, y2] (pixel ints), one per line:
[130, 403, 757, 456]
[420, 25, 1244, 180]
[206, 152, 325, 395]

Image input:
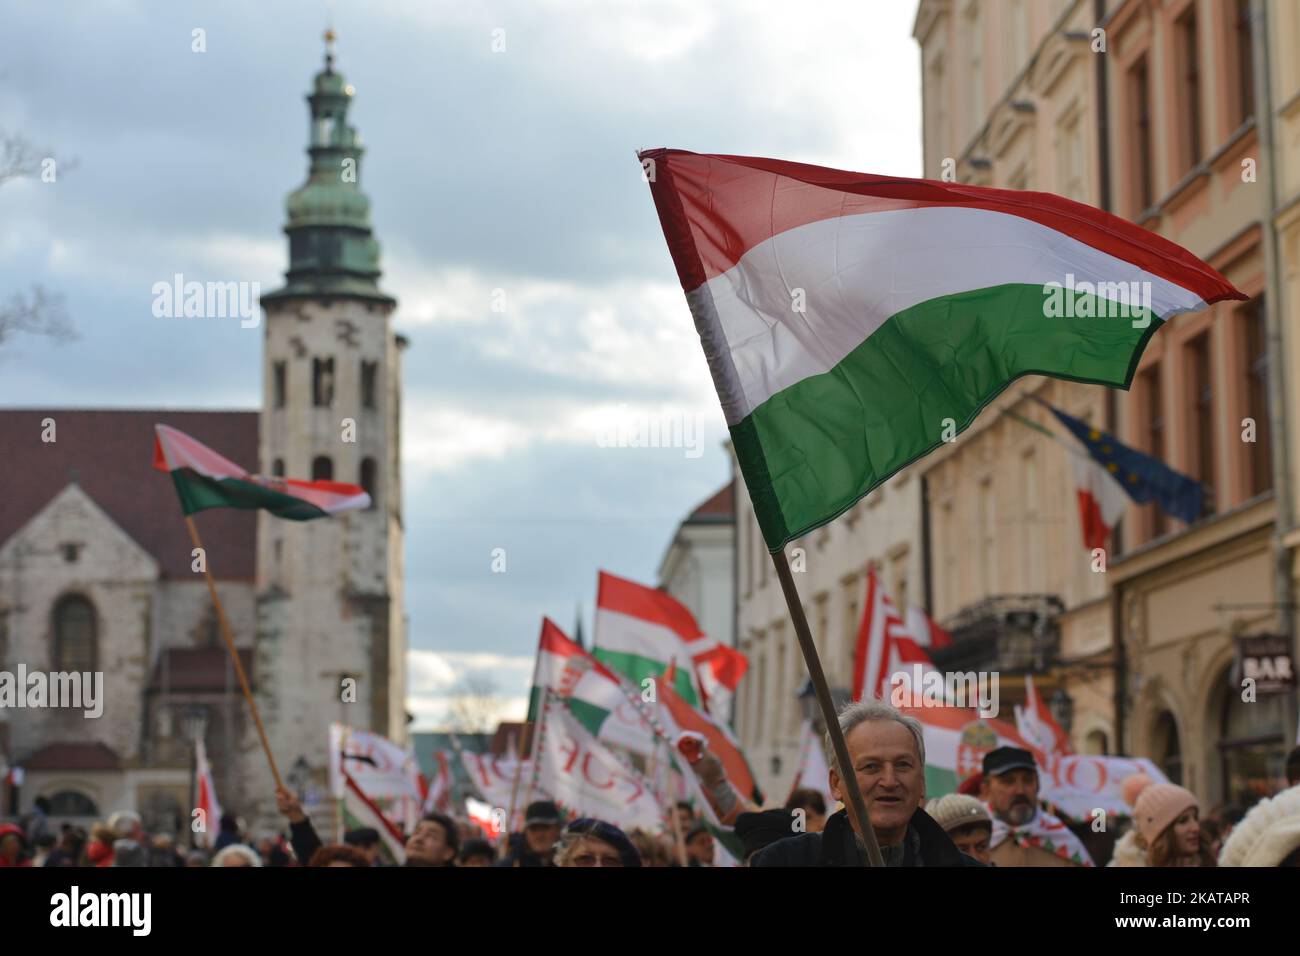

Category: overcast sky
[0, 0, 921, 729]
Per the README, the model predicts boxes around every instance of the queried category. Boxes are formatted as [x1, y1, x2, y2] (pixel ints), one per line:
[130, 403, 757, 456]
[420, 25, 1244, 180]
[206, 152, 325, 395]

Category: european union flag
[1049, 405, 1204, 525]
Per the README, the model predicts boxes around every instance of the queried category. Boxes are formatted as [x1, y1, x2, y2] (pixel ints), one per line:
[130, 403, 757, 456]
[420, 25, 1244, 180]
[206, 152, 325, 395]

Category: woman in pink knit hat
[1131, 778, 1216, 867]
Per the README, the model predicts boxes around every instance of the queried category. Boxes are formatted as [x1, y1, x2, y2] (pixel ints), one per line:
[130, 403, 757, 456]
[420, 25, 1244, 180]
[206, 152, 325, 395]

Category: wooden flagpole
[500, 730, 524, 860]
[184, 516, 285, 791]
[771, 549, 882, 866]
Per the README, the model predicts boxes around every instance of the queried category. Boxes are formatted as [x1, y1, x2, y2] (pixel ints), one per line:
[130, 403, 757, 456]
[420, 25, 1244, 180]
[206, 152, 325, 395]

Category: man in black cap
[344, 827, 383, 866]
[497, 799, 561, 867]
[980, 745, 1093, 867]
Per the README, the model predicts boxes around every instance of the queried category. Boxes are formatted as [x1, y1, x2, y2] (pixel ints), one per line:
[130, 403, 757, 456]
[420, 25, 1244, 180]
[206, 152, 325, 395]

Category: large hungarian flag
[640, 149, 1245, 549]
[594, 571, 708, 707]
[153, 423, 370, 519]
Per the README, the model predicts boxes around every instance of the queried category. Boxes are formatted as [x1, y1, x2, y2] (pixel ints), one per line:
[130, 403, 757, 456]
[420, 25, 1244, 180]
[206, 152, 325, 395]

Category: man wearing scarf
[981, 746, 1094, 867]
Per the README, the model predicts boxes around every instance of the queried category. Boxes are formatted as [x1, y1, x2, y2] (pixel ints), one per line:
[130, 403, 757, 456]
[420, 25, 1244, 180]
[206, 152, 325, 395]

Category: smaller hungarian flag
[153, 424, 370, 519]
[194, 737, 222, 849]
[853, 568, 944, 702]
[594, 571, 708, 707]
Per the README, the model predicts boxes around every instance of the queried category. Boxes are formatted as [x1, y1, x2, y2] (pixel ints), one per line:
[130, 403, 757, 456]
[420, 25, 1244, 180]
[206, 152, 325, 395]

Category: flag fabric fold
[153, 423, 370, 519]
[641, 149, 1245, 550]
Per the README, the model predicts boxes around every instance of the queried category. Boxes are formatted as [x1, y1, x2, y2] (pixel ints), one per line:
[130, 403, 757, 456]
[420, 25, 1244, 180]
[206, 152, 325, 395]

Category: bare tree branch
[0, 285, 77, 346]
[445, 674, 501, 736]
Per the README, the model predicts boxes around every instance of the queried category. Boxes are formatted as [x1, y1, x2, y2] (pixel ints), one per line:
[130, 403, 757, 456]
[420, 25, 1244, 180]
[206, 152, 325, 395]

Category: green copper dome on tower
[263, 31, 395, 307]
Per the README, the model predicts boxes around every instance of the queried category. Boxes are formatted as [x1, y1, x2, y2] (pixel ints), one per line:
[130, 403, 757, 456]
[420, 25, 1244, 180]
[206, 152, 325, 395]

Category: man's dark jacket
[750, 807, 984, 867]
[495, 832, 553, 867]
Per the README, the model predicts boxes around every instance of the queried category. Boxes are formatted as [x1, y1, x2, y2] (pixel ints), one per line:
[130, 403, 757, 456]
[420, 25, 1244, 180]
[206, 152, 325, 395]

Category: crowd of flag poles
[153, 146, 1242, 866]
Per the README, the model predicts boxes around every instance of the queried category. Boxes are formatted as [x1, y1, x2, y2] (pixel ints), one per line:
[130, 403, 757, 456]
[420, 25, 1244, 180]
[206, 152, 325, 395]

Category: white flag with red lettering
[534, 696, 664, 831]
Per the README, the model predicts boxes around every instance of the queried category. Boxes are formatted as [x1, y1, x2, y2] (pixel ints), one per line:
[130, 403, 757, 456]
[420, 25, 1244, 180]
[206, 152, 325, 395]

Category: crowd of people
[4, 699, 1300, 868]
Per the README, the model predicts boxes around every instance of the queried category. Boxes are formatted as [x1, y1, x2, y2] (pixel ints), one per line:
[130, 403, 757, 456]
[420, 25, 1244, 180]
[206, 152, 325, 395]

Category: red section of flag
[640, 148, 1247, 304]
[597, 570, 705, 642]
[661, 661, 758, 801]
[692, 644, 748, 691]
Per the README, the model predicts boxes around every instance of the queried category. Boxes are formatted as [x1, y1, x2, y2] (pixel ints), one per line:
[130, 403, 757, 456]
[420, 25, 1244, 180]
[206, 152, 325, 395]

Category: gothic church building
[0, 46, 407, 834]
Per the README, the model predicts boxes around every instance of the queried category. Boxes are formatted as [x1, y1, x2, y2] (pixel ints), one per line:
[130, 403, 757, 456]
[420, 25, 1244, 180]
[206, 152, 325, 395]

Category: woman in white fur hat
[1218, 785, 1300, 867]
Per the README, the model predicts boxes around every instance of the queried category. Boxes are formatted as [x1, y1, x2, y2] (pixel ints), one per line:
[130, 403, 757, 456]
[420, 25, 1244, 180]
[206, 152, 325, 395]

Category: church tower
[252, 32, 406, 816]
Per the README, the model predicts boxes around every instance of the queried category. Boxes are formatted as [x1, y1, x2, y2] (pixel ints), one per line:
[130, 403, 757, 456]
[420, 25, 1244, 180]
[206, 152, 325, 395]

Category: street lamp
[1049, 687, 1074, 734]
[796, 677, 852, 733]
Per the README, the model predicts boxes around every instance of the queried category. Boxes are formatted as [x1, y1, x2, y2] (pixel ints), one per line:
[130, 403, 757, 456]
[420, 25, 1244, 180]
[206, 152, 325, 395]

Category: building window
[46, 790, 99, 818]
[1152, 711, 1182, 786]
[1186, 333, 1214, 516]
[361, 360, 378, 410]
[1229, 0, 1255, 129]
[53, 594, 96, 673]
[360, 457, 378, 509]
[1241, 297, 1272, 496]
[273, 361, 287, 409]
[978, 478, 996, 595]
[1084, 730, 1110, 756]
[312, 456, 333, 481]
[1175, 7, 1202, 171]
[312, 357, 335, 408]
[272, 458, 285, 477]
[1218, 667, 1288, 808]
[1130, 55, 1154, 214]
[1140, 363, 1168, 538]
[61, 543, 81, 563]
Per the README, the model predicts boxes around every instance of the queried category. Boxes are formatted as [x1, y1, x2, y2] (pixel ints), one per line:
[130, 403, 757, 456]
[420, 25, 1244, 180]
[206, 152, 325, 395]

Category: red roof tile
[0, 410, 258, 579]
[20, 741, 122, 771]
[688, 481, 734, 522]
[148, 647, 255, 692]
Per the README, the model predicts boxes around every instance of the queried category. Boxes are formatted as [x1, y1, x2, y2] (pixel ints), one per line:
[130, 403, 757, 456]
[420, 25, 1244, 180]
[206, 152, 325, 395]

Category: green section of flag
[591, 648, 700, 708]
[732, 283, 1161, 549]
[170, 468, 329, 520]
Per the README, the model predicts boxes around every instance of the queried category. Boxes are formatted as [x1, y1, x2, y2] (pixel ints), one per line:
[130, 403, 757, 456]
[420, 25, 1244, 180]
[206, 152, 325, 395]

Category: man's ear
[828, 768, 841, 803]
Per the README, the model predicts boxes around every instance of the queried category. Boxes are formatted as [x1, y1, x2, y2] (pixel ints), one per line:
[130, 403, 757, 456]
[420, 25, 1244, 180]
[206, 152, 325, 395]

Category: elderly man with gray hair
[751, 699, 982, 866]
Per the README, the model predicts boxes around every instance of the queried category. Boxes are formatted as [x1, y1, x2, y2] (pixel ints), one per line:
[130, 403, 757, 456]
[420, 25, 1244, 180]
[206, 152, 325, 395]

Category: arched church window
[360, 457, 377, 509]
[52, 594, 96, 673]
[273, 361, 287, 408]
[46, 790, 99, 818]
[272, 458, 285, 477]
[312, 456, 333, 481]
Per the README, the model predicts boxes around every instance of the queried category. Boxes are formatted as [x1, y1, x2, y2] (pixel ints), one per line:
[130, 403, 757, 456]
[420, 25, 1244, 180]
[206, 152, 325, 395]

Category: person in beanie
[1218, 784, 1300, 866]
[926, 793, 993, 864]
[553, 818, 641, 867]
[981, 746, 1093, 867]
[1131, 779, 1214, 867]
[498, 799, 561, 867]
[751, 699, 982, 866]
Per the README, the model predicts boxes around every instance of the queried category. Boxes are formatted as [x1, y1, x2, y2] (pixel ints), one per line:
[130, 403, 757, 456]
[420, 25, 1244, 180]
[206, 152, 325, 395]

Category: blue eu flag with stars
[1050, 405, 1204, 525]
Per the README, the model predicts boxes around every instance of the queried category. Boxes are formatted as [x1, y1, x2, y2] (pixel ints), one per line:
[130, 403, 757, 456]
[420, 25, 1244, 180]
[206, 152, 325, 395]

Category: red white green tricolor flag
[640, 150, 1246, 550]
[594, 570, 708, 707]
[527, 617, 657, 757]
[153, 424, 370, 519]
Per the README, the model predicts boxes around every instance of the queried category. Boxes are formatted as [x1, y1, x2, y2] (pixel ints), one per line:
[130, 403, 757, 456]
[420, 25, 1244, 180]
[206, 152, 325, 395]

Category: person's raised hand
[276, 787, 306, 824]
